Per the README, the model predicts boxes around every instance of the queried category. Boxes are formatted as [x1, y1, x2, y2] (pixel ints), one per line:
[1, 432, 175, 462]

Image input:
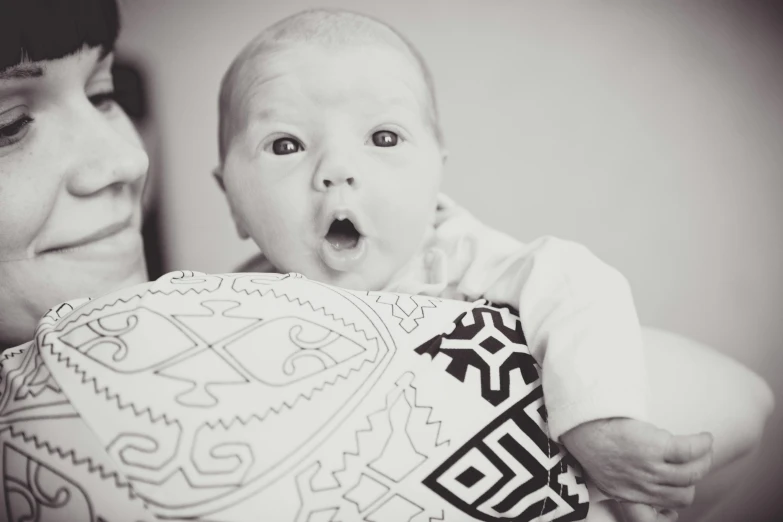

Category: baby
[213, 9, 712, 520]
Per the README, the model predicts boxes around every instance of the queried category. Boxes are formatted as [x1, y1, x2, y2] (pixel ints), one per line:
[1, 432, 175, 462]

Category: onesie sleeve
[426, 196, 650, 441]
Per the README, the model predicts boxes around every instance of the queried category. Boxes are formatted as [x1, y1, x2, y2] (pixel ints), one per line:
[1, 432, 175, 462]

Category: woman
[0, 0, 148, 350]
[0, 1, 773, 521]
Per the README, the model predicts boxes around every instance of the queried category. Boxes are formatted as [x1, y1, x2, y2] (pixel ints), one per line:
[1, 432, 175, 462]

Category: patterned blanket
[0, 271, 589, 521]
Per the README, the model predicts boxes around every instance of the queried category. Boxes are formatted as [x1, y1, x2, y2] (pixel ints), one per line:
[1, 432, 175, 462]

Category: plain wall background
[116, 1, 783, 520]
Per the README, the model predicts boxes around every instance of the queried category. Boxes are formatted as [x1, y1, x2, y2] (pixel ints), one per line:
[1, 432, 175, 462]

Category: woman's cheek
[0, 175, 54, 256]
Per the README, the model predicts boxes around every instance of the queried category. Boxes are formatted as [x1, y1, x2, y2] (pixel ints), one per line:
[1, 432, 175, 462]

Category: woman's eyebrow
[0, 63, 44, 81]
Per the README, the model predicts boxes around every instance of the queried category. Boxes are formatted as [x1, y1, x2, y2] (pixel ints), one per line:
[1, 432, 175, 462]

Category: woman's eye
[272, 137, 304, 155]
[371, 130, 399, 147]
[0, 115, 33, 147]
[88, 91, 118, 113]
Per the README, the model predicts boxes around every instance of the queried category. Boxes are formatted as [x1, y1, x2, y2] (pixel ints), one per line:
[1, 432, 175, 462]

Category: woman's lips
[38, 218, 134, 254]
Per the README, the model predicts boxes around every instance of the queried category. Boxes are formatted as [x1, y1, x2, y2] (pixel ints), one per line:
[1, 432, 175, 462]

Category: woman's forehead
[0, 47, 112, 85]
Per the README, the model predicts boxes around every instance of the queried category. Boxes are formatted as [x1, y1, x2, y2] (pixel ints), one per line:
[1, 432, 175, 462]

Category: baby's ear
[212, 166, 250, 240]
[234, 220, 251, 240]
[212, 167, 226, 192]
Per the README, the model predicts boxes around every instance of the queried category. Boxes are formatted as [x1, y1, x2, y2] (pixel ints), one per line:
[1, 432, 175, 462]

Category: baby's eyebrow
[374, 94, 415, 106]
[373, 98, 419, 112]
[257, 106, 281, 119]
[359, 97, 423, 119]
[361, 85, 426, 111]
[250, 106, 295, 122]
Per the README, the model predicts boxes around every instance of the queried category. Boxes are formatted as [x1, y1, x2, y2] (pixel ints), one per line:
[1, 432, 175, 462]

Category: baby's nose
[322, 175, 355, 188]
[313, 157, 359, 191]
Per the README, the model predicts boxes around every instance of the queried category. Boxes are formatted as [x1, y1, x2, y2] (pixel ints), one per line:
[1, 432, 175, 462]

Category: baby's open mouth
[326, 218, 361, 250]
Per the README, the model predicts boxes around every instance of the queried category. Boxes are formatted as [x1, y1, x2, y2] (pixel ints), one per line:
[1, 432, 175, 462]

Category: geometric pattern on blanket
[416, 305, 590, 521]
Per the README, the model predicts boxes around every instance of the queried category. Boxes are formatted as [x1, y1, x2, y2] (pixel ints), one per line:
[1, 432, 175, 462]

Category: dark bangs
[0, 0, 120, 72]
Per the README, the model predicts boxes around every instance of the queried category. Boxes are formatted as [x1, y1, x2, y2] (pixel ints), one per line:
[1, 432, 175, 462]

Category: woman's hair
[0, 0, 120, 72]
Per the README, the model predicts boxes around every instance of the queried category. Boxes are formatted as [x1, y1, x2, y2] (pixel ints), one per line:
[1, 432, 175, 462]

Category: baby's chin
[308, 265, 393, 293]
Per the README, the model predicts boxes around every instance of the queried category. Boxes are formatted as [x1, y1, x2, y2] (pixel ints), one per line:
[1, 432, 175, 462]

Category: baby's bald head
[217, 8, 442, 164]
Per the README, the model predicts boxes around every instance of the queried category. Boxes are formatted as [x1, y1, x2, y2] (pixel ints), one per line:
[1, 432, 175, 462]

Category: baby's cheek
[394, 208, 431, 258]
[255, 207, 297, 245]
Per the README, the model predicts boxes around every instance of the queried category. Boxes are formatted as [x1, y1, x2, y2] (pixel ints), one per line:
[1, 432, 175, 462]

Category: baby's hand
[613, 501, 679, 522]
[560, 418, 714, 514]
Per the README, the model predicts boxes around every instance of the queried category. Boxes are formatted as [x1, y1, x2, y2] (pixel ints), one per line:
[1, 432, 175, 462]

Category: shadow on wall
[112, 59, 166, 280]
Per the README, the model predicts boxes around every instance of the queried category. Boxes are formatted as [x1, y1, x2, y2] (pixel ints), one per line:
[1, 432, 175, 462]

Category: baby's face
[221, 43, 444, 290]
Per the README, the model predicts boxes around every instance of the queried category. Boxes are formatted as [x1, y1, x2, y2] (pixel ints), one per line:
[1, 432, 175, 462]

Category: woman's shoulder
[0, 340, 33, 357]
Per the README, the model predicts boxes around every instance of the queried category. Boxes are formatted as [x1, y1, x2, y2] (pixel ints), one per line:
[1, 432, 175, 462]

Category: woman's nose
[64, 110, 149, 197]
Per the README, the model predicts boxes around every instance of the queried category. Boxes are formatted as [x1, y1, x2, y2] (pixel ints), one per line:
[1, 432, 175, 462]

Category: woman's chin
[81, 257, 149, 295]
[0, 250, 149, 349]
[37, 240, 149, 303]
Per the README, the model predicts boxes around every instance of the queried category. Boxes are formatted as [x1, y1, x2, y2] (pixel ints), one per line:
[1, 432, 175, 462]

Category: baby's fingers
[616, 502, 678, 522]
[659, 450, 714, 487]
[646, 484, 697, 509]
[663, 431, 713, 463]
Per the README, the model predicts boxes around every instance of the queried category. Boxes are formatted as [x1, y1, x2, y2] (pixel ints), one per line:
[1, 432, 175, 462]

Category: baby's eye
[272, 137, 304, 155]
[371, 130, 399, 147]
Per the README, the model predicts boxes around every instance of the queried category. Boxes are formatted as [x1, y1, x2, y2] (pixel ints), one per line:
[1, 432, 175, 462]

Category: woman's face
[0, 46, 149, 347]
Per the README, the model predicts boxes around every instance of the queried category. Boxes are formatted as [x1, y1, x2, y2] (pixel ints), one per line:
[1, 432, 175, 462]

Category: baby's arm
[397, 195, 713, 515]
[594, 328, 774, 522]
[415, 196, 648, 436]
[640, 327, 774, 521]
